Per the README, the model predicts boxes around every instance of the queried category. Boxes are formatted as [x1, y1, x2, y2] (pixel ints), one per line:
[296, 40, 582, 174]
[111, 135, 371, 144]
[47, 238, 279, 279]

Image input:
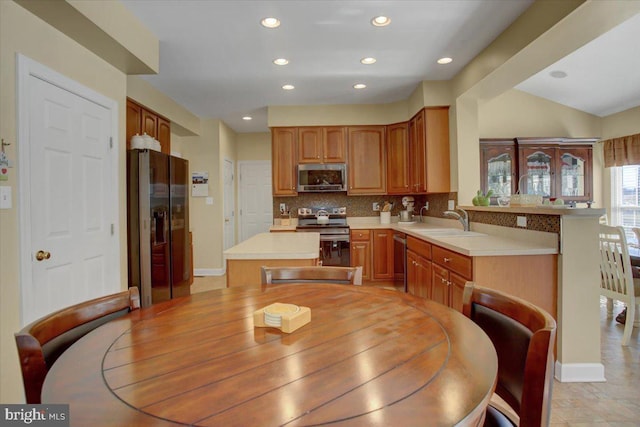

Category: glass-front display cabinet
[480, 139, 517, 202]
[480, 138, 595, 204]
[517, 138, 594, 203]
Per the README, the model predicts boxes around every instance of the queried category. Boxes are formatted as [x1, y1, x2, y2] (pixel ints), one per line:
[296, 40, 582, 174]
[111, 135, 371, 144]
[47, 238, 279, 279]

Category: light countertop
[354, 220, 558, 257]
[224, 232, 320, 260]
[268, 217, 558, 257]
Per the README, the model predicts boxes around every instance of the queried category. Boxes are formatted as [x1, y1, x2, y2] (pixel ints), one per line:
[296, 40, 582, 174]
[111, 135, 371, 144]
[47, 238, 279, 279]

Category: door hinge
[109, 137, 113, 149]
[111, 224, 114, 235]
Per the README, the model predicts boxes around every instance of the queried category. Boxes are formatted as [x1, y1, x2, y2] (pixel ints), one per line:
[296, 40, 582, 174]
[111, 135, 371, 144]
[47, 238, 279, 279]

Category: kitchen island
[223, 232, 320, 287]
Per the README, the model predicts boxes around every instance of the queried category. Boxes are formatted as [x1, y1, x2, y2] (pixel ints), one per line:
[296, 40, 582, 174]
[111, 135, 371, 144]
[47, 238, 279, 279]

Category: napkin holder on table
[253, 302, 311, 333]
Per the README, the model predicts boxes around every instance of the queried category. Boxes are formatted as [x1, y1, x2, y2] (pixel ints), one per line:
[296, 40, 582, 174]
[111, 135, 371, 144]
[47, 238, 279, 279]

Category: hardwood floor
[191, 278, 640, 425]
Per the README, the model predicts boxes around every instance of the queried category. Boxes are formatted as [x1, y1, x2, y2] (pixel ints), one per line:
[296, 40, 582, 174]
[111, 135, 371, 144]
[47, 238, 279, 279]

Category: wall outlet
[447, 200, 455, 210]
[517, 216, 527, 227]
[372, 202, 380, 211]
[424, 202, 429, 210]
[279, 203, 286, 212]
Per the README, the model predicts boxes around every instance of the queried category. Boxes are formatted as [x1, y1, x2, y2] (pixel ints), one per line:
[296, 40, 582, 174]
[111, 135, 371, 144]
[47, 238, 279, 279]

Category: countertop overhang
[224, 232, 320, 260]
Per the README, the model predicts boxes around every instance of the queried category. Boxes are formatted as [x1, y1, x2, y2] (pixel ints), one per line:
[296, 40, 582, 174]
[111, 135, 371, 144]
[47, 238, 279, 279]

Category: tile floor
[191, 277, 640, 425]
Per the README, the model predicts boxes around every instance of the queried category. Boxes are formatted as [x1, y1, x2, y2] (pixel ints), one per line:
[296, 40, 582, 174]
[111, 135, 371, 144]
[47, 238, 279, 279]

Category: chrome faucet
[443, 207, 470, 231]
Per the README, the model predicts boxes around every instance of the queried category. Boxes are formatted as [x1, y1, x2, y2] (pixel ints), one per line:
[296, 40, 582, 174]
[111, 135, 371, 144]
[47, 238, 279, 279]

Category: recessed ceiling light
[550, 70, 568, 79]
[437, 57, 453, 64]
[273, 58, 289, 66]
[361, 57, 377, 65]
[261, 17, 280, 28]
[282, 84, 295, 90]
[353, 83, 367, 89]
[371, 16, 391, 27]
[242, 116, 252, 121]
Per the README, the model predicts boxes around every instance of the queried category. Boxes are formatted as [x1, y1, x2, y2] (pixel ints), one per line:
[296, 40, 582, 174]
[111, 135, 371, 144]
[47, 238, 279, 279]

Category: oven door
[319, 235, 350, 267]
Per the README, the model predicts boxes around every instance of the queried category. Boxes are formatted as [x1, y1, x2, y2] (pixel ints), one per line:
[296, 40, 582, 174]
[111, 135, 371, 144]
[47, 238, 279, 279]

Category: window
[611, 165, 640, 243]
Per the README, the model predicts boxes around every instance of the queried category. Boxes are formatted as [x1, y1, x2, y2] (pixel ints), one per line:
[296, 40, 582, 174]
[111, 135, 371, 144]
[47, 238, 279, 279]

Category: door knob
[35, 250, 51, 261]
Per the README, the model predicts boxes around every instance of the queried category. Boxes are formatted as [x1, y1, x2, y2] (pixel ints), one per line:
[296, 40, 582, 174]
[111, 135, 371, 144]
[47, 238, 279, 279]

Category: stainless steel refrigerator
[127, 149, 190, 307]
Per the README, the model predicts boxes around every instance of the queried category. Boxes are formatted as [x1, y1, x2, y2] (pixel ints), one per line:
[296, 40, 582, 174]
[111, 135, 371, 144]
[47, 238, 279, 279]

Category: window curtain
[602, 133, 640, 167]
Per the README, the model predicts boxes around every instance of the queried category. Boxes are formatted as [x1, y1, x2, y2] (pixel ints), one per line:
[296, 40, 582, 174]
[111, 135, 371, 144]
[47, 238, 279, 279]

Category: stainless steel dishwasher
[393, 232, 407, 292]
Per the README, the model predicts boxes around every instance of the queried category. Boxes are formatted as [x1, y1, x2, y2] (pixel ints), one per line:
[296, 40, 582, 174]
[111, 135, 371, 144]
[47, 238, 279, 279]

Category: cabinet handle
[443, 257, 451, 263]
[441, 278, 451, 286]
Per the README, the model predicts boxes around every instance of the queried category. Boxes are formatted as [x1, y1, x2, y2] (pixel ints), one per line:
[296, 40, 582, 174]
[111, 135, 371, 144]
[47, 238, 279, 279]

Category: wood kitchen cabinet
[271, 127, 298, 196]
[386, 122, 410, 194]
[298, 127, 346, 164]
[406, 236, 432, 299]
[372, 229, 394, 280]
[350, 229, 371, 280]
[347, 126, 386, 195]
[517, 138, 594, 202]
[126, 98, 171, 154]
[387, 107, 450, 194]
[480, 139, 518, 201]
[431, 245, 472, 312]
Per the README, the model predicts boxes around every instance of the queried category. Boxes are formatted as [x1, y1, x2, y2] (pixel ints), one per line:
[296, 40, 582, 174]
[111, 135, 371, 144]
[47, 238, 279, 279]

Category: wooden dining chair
[261, 266, 363, 285]
[15, 287, 140, 404]
[599, 225, 639, 346]
[462, 282, 556, 427]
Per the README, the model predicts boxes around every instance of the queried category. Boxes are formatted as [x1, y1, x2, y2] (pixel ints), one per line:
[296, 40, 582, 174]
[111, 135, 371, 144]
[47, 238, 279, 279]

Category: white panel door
[23, 74, 116, 324]
[239, 161, 273, 242]
[223, 159, 235, 251]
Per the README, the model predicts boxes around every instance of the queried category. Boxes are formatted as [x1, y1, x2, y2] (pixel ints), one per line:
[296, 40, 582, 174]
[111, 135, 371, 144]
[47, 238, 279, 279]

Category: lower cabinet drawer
[432, 246, 472, 279]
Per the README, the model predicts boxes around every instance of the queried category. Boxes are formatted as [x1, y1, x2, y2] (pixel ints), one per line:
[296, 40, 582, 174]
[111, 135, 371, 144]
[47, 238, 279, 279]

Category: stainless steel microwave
[297, 164, 347, 192]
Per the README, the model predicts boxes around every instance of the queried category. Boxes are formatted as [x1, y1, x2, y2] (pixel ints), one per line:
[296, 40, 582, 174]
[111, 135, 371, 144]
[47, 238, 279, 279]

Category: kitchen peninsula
[223, 232, 320, 287]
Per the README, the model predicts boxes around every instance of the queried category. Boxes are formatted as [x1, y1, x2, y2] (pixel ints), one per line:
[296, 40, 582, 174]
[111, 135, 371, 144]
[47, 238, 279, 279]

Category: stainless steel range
[296, 207, 350, 267]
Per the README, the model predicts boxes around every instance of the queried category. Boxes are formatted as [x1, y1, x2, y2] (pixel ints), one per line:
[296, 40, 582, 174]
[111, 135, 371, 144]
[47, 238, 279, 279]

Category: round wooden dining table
[42, 284, 498, 426]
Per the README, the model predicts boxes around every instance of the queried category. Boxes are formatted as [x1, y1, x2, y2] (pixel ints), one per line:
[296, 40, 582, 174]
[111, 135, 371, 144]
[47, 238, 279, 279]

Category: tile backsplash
[273, 193, 560, 233]
[273, 192, 458, 218]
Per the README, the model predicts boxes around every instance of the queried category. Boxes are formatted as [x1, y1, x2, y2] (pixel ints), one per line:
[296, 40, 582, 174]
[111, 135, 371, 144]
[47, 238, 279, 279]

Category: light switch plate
[205, 197, 214, 205]
[0, 186, 11, 209]
[517, 216, 527, 227]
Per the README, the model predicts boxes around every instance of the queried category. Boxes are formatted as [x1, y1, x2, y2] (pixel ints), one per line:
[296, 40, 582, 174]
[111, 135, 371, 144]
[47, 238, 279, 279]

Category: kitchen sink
[412, 228, 486, 237]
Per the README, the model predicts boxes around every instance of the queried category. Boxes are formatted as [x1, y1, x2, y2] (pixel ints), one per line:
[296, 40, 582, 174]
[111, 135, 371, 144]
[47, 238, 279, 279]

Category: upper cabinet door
[519, 147, 556, 198]
[409, 111, 426, 193]
[386, 122, 409, 194]
[297, 127, 346, 163]
[142, 108, 158, 139]
[126, 100, 142, 150]
[272, 127, 298, 196]
[480, 139, 517, 198]
[157, 117, 171, 155]
[297, 127, 323, 163]
[424, 107, 450, 193]
[347, 126, 386, 195]
[322, 127, 347, 163]
[558, 146, 592, 201]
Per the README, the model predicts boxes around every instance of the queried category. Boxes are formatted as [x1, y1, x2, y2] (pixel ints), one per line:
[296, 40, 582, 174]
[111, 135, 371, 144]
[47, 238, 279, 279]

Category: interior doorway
[238, 161, 273, 242]
[17, 55, 120, 325]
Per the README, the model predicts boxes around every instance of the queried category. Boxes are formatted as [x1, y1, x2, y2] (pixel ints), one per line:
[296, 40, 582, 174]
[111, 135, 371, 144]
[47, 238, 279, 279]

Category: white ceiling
[120, 0, 640, 133]
[516, 11, 640, 118]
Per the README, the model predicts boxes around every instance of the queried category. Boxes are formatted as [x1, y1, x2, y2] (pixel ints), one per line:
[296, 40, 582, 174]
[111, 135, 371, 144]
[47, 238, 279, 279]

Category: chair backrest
[599, 225, 635, 305]
[261, 266, 363, 285]
[462, 282, 556, 427]
[15, 287, 140, 403]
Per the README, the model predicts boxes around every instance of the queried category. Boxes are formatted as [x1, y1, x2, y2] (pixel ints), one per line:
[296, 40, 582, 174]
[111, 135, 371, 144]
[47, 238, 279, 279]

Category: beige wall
[127, 76, 201, 136]
[237, 133, 271, 161]
[479, 89, 601, 138]
[0, 1, 128, 403]
[181, 120, 222, 271]
[477, 89, 603, 206]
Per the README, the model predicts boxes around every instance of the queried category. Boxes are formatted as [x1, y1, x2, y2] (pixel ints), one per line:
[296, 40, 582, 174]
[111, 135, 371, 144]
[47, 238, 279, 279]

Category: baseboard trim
[194, 268, 225, 277]
[554, 361, 606, 382]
